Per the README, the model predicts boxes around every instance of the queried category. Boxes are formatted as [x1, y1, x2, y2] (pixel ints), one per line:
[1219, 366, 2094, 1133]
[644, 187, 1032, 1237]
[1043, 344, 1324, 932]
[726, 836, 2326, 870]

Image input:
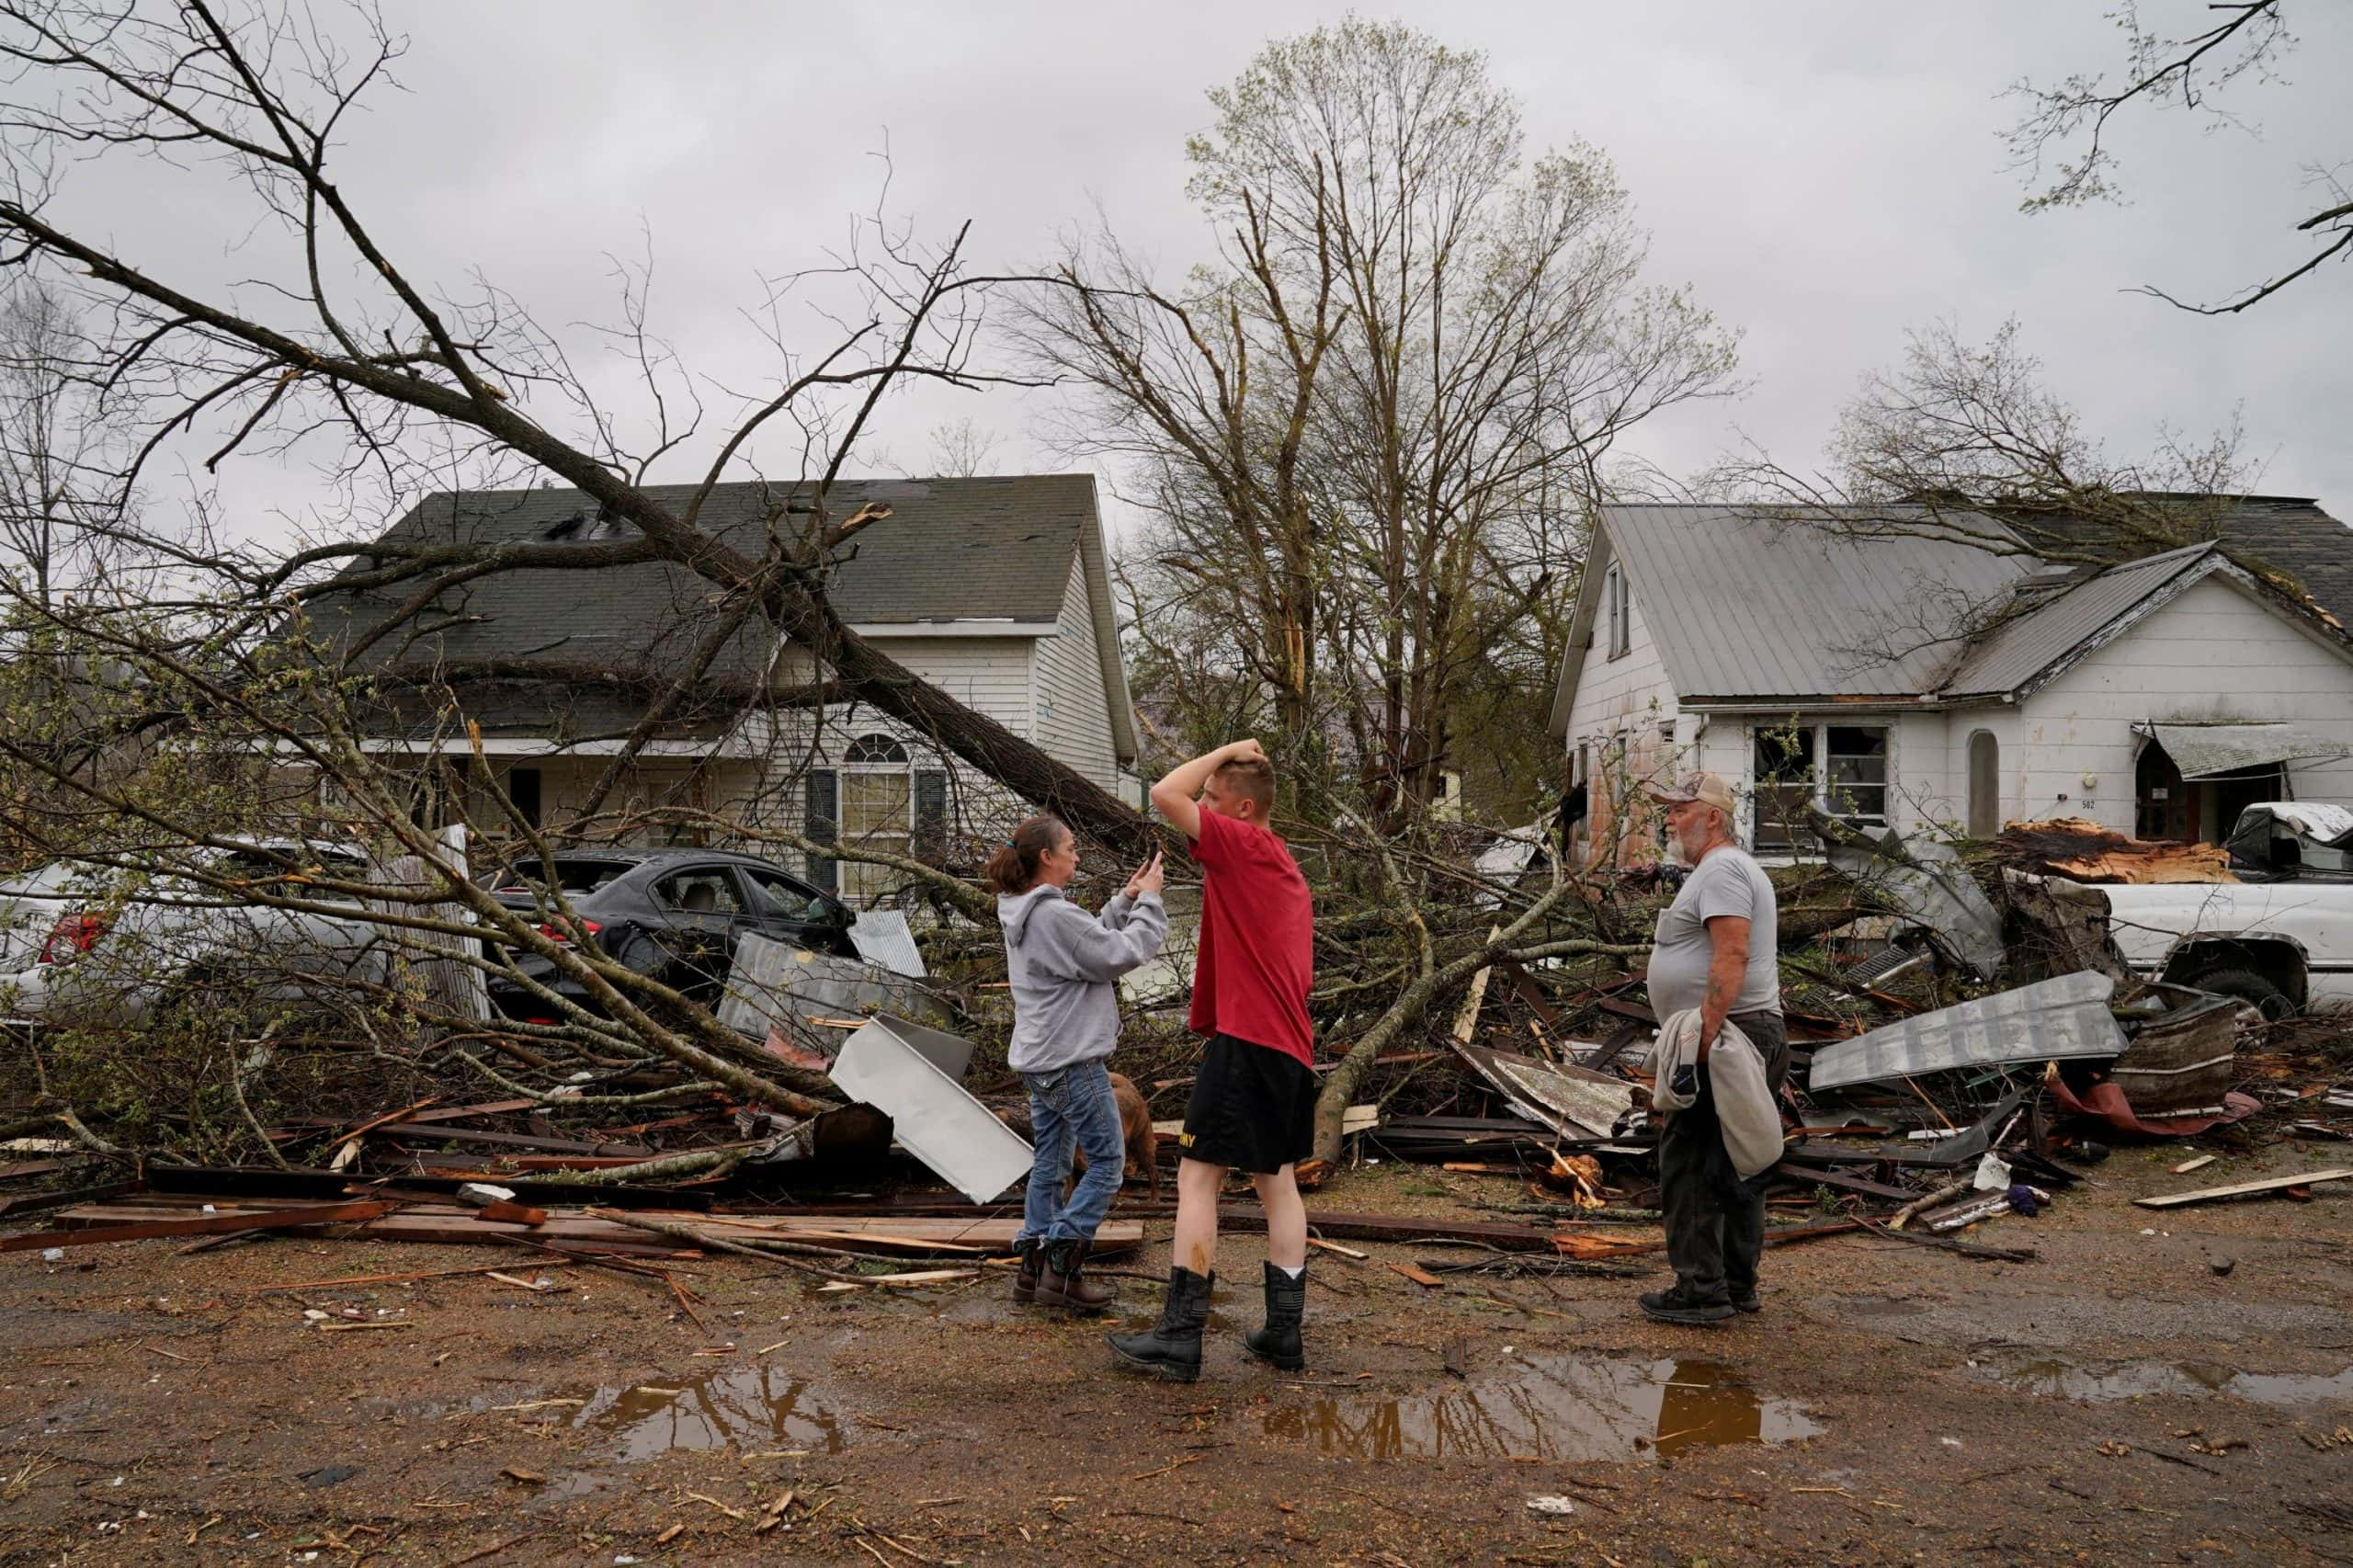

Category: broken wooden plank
[2133, 1168, 2353, 1210]
[1770, 1162, 1919, 1204]
[377, 1125, 654, 1158]
[2, 1199, 392, 1253]
[1388, 1261, 1444, 1289]
[0, 1179, 142, 1219]
[477, 1200, 549, 1226]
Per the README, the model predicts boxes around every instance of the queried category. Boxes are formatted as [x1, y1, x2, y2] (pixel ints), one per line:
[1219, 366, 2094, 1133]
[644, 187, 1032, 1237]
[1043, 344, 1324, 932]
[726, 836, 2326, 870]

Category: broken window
[1604, 565, 1631, 659]
[1825, 725, 1889, 825]
[1752, 725, 1815, 850]
[1751, 721, 1893, 848]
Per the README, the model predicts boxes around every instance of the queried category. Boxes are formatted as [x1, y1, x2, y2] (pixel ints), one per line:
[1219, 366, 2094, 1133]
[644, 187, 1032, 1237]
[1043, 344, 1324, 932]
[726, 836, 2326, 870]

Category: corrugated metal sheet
[2146, 722, 2353, 779]
[1941, 545, 2215, 697]
[1603, 506, 2030, 699]
[1807, 971, 2125, 1092]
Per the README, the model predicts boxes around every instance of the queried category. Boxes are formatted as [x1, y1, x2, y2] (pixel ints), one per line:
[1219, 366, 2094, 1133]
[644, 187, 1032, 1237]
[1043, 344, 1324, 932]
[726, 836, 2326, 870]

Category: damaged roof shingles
[305, 474, 1099, 736]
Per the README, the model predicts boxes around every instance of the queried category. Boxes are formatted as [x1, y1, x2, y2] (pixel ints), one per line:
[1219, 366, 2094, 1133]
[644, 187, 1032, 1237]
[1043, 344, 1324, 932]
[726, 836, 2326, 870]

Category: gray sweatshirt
[1652, 1009, 1783, 1180]
[997, 883, 1169, 1074]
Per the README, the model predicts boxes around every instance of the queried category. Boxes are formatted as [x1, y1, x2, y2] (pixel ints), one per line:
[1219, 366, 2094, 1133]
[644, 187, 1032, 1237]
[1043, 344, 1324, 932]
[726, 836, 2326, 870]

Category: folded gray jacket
[998, 884, 1169, 1074]
[1652, 1010, 1783, 1180]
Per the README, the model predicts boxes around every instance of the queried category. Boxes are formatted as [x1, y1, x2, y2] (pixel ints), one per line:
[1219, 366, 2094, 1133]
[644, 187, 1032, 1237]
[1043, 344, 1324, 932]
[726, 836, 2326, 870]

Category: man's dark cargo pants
[1657, 1010, 1789, 1306]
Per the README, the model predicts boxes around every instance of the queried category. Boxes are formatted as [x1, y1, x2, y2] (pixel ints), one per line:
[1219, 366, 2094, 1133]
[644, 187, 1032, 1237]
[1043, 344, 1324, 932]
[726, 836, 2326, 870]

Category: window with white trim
[1751, 721, 1891, 849]
[1604, 564, 1631, 659]
[807, 733, 951, 904]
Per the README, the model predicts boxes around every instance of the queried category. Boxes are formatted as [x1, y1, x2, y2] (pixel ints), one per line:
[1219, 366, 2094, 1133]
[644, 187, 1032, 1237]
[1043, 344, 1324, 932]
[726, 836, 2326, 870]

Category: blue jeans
[1015, 1058, 1126, 1247]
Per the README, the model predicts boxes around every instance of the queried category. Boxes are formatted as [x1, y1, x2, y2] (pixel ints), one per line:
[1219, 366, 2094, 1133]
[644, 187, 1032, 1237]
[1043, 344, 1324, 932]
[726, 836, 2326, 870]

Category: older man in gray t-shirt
[1639, 769, 1788, 1327]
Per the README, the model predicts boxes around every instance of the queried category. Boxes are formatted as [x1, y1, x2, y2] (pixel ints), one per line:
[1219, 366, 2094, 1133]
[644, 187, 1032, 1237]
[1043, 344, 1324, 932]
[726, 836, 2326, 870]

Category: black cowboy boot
[1242, 1260, 1306, 1370]
[1108, 1266, 1215, 1381]
[1011, 1240, 1042, 1306]
[1037, 1239, 1115, 1313]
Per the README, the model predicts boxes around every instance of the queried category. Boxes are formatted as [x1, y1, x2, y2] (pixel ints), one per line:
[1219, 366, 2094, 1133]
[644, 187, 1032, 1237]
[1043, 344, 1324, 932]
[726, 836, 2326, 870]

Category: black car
[478, 847, 858, 1022]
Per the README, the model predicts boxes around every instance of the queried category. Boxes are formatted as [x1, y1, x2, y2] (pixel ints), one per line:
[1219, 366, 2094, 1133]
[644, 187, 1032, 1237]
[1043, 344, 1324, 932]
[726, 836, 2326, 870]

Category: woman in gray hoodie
[987, 814, 1168, 1312]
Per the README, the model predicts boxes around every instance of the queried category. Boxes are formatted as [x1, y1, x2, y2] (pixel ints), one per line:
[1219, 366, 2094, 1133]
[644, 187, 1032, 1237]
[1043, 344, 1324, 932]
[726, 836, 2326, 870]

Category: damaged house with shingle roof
[304, 474, 1141, 903]
[1549, 496, 2353, 864]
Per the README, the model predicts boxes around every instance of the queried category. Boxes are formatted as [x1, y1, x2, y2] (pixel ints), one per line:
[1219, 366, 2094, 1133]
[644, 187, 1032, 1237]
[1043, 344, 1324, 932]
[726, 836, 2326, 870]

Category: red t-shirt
[1187, 808, 1314, 1066]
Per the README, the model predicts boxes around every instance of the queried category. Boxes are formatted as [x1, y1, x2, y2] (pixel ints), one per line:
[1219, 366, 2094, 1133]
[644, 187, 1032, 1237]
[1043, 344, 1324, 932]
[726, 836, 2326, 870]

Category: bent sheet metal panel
[1807, 971, 2126, 1093]
[717, 931, 945, 1045]
[828, 1014, 1034, 1204]
[1453, 1042, 1636, 1140]
[2146, 722, 2353, 780]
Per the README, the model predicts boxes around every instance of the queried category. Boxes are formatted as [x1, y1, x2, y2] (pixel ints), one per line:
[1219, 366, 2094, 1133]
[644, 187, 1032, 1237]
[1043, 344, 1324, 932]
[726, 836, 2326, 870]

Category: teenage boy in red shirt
[1109, 738, 1315, 1382]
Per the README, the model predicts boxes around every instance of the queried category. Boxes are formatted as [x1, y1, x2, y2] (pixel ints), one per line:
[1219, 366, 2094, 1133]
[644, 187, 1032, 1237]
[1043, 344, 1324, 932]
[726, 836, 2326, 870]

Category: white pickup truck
[2098, 802, 2353, 1018]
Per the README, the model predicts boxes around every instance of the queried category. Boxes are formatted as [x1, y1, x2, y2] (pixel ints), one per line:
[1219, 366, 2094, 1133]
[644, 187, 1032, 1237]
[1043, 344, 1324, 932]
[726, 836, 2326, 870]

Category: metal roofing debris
[848, 910, 927, 979]
[2142, 721, 2353, 780]
[715, 932, 944, 1045]
[1452, 1042, 1635, 1141]
[827, 1015, 1034, 1205]
[1824, 827, 2006, 978]
[1807, 971, 2128, 1093]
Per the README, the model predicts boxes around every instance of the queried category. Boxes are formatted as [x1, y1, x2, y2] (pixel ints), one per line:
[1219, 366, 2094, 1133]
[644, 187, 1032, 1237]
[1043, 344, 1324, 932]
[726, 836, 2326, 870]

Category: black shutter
[914, 768, 949, 861]
[506, 767, 543, 830]
[803, 769, 838, 892]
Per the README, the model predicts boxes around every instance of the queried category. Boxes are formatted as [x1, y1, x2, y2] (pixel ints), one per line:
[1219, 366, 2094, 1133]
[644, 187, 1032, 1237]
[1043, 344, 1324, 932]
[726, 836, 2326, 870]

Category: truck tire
[2182, 966, 2296, 1022]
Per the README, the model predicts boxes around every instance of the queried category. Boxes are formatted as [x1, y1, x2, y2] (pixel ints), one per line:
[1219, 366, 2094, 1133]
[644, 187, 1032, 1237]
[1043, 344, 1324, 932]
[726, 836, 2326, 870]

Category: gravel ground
[2, 1142, 2349, 1565]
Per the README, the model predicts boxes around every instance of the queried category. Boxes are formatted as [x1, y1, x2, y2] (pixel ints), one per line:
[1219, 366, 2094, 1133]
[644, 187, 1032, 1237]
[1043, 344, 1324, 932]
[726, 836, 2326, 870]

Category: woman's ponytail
[983, 815, 1069, 895]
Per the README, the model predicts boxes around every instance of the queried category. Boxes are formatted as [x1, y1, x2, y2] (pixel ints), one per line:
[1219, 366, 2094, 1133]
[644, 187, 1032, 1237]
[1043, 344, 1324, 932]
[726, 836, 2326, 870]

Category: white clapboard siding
[1029, 554, 1120, 791]
[2014, 574, 2353, 834]
[1563, 574, 1677, 752]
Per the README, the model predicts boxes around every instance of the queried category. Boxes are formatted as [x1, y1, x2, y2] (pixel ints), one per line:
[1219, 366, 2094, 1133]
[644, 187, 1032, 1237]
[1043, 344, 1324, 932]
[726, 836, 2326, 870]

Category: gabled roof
[1549, 499, 2353, 732]
[2010, 494, 2353, 634]
[312, 474, 1137, 764]
[1550, 505, 2030, 722]
[1938, 543, 2218, 698]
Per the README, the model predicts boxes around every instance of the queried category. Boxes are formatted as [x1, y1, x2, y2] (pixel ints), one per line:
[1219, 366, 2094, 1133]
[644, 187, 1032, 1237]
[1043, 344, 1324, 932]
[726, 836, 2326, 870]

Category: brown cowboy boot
[1036, 1239, 1114, 1313]
[1011, 1240, 1043, 1306]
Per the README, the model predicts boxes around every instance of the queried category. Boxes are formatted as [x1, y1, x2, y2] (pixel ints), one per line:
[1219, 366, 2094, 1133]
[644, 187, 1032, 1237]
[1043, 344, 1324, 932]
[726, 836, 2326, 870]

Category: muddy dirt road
[3, 1143, 2349, 1565]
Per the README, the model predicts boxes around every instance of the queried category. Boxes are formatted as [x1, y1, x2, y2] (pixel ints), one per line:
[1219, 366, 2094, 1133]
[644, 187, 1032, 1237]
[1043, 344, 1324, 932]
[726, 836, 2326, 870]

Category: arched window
[1966, 731, 1999, 839]
[807, 733, 945, 903]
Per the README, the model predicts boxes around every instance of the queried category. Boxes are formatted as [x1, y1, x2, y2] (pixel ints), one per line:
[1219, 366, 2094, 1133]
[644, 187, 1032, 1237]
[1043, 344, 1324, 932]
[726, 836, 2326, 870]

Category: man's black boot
[1108, 1266, 1214, 1381]
[1639, 1285, 1734, 1325]
[1243, 1260, 1306, 1371]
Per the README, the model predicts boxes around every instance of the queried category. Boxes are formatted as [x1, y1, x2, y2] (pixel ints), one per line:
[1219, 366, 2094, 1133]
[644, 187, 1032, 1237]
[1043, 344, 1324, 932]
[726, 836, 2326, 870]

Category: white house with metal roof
[1548, 503, 2353, 862]
[312, 474, 1141, 903]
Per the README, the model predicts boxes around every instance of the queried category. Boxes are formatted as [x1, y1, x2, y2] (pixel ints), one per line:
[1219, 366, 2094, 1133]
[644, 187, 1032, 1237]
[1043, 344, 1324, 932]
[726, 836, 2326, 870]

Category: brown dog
[1071, 1071, 1159, 1200]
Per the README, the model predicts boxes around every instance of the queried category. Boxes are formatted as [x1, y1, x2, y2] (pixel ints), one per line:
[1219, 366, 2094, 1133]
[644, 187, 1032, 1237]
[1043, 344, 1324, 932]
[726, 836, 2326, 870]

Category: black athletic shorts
[1178, 1032, 1318, 1175]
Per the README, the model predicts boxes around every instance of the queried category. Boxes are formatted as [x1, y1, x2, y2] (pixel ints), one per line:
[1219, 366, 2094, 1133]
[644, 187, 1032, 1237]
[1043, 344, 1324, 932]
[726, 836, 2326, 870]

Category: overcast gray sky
[39, 1, 2353, 540]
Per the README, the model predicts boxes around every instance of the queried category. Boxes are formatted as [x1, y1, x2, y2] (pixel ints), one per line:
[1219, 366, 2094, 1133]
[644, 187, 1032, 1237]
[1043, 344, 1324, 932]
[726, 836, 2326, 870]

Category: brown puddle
[566, 1366, 847, 1458]
[1263, 1357, 1818, 1462]
[1988, 1358, 2353, 1406]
